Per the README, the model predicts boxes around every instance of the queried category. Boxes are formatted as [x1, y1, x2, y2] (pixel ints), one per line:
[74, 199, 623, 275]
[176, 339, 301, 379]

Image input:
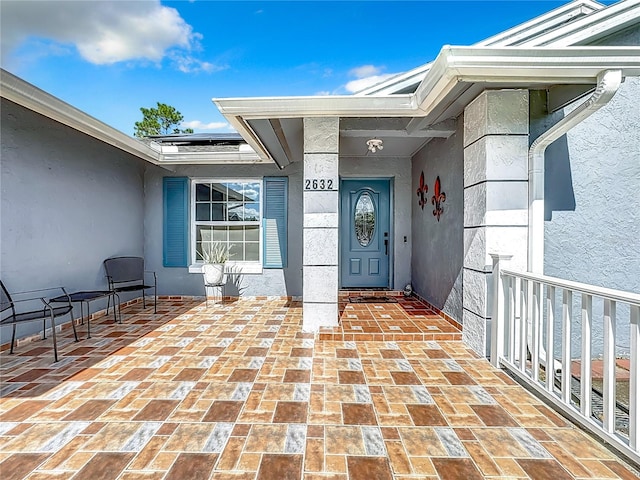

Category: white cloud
[170, 53, 228, 74]
[349, 65, 383, 79]
[345, 74, 396, 93]
[182, 120, 230, 131]
[1, 0, 213, 70]
[341, 64, 398, 93]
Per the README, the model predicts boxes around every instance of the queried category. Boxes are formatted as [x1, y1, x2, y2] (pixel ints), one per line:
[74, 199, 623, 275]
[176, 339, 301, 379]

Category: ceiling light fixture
[366, 138, 384, 153]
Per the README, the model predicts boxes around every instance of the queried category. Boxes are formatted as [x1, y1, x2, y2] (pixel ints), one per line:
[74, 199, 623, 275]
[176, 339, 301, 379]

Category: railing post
[602, 299, 616, 433]
[630, 305, 639, 451]
[490, 253, 512, 368]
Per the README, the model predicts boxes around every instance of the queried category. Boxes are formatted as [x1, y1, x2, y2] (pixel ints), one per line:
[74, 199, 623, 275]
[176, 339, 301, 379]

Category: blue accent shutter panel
[263, 177, 288, 268]
[163, 177, 189, 267]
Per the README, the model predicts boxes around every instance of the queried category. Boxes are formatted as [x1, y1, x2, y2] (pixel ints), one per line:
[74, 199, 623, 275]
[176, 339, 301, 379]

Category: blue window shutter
[163, 177, 189, 267]
[263, 177, 288, 268]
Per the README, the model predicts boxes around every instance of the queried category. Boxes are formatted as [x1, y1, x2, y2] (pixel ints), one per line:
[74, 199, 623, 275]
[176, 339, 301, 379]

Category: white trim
[1, 69, 160, 165]
[1, 68, 273, 167]
[522, 0, 640, 47]
[190, 178, 263, 268]
[188, 262, 263, 275]
[214, 46, 640, 117]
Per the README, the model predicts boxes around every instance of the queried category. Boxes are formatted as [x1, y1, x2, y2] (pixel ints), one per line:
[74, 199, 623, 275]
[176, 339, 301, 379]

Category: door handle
[384, 239, 388, 255]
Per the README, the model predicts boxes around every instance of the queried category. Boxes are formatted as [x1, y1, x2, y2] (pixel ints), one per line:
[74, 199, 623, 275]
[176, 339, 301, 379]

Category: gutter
[527, 69, 622, 273]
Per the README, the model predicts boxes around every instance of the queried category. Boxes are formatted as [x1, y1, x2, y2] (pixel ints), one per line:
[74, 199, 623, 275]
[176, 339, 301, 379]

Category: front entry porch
[1, 298, 637, 479]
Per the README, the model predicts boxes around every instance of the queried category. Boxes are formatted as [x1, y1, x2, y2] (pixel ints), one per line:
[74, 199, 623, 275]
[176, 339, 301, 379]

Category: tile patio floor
[0, 297, 638, 479]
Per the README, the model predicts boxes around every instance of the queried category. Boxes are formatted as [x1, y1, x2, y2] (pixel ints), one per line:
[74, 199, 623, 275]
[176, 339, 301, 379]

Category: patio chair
[104, 256, 157, 314]
[0, 281, 77, 362]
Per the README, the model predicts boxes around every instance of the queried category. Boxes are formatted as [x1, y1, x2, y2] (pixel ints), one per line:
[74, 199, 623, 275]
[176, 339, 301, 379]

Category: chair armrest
[144, 271, 157, 285]
[43, 287, 73, 308]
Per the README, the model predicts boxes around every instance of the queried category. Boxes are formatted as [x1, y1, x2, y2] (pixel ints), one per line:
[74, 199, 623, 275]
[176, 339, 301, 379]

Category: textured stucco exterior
[410, 118, 464, 323]
[532, 26, 640, 357]
[0, 99, 146, 344]
[533, 77, 640, 357]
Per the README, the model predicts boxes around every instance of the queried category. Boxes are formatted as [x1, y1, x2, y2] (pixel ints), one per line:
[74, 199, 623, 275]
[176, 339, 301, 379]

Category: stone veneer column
[302, 117, 340, 331]
[463, 90, 529, 356]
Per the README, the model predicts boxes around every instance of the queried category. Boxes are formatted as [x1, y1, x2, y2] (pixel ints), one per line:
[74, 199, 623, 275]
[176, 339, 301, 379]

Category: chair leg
[154, 286, 157, 314]
[106, 294, 111, 316]
[42, 316, 47, 339]
[110, 294, 117, 323]
[50, 314, 58, 363]
[10, 323, 17, 354]
[143, 291, 146, 309]
[70, 311, 79, 342]
[86, 300, 91, 339]
[114, 293, 122, 323]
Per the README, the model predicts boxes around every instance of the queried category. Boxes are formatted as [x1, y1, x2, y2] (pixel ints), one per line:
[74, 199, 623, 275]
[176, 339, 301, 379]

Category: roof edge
[0, 68, 161, 165]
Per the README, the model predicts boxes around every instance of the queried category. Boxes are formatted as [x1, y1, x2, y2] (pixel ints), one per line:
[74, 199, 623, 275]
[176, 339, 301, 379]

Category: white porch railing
[489, 254, 640, 465]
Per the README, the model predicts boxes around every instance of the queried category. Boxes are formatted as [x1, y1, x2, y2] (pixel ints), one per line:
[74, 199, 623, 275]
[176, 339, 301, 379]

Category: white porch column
[463, 90, 529, 356]
[302, 117, 340, 331]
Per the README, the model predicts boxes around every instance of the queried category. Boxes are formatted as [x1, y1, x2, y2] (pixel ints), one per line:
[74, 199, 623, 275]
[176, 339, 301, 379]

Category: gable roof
[0, 69, 263, 166]
[356, 0, 638, 97]
[213, 0, 640, 168]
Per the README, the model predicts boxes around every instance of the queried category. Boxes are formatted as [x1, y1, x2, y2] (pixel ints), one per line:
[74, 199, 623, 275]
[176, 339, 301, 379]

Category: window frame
[190, 178, 263, 271]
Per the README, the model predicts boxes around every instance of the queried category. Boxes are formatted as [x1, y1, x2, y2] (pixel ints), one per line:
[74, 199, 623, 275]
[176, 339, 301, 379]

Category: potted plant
[201, 242, 232, 286]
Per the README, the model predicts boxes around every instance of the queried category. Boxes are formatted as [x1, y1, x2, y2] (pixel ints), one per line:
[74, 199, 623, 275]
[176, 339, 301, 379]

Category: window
[191, 180, 262, 263]
[164, 176, 286, 270]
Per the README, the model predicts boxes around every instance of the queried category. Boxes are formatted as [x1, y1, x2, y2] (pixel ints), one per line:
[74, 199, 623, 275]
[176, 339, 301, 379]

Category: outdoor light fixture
[366, 138, 383, 153]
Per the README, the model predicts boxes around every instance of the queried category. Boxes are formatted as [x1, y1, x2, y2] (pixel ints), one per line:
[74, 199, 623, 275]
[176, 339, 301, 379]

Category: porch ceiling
[213, 46, 640, 169]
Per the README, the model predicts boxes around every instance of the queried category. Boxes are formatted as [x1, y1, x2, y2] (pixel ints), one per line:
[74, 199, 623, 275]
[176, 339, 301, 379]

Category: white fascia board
[158, 151, 264, 165]
[1, 69, 160, 165]
[433, 46, 640, 85]
[214, 46, 640, 127]
[521, 0, 640, 47]
[213, 94, 416, 119]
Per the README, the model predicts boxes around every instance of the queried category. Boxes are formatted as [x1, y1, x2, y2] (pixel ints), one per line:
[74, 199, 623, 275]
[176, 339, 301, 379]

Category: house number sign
[304, 178, 336, 191]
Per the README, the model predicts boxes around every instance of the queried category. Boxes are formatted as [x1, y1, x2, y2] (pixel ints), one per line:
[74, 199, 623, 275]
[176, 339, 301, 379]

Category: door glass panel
[354, 192, 375, 247]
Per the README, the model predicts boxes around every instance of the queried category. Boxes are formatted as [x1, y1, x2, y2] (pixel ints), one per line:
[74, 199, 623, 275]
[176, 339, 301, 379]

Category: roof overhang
[0, 69, 263, 167]
[213, 46, 640, 167]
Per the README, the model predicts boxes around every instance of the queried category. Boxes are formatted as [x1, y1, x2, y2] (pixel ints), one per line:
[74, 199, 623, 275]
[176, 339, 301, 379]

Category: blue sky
[1, 1, 611, 135]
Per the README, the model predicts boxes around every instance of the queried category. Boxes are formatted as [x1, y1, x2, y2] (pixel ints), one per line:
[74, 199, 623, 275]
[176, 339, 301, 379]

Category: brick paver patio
[0, 298, 637, 479]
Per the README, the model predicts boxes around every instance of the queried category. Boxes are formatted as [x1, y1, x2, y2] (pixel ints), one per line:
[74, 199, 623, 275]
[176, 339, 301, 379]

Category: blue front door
[340, 179, 390, 288]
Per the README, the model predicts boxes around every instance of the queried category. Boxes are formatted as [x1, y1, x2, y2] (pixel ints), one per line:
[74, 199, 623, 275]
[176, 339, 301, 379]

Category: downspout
[528, 69, 622, 273]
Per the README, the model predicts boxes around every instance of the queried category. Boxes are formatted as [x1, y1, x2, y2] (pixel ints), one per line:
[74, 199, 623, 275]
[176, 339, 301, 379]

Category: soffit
[213, 46, 640, 167]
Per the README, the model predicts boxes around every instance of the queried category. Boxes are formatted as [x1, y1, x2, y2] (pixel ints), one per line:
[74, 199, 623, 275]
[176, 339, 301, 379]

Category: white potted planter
[203, 263, 225, 285]
[200, 242, 232, 306]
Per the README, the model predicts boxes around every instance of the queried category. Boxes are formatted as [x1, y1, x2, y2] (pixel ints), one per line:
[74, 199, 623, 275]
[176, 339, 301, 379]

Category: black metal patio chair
[0, 281, 77, 362]
[104, 256, 157, 314]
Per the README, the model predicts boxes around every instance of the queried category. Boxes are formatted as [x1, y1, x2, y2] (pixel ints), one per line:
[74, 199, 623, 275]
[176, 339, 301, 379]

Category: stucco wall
[1, 99, 146, 344]
[145, 156, 411, 297]
[410, 119, 464, 322]
[534, 26, 640, 356]
[143, 162, 303, 297]
[339, 156, 412, 290]
[533, 77, 640, 356]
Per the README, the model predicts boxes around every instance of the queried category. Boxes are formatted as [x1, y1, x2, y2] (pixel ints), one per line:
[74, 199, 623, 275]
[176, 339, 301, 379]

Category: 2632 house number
[304, 179, 335, 190]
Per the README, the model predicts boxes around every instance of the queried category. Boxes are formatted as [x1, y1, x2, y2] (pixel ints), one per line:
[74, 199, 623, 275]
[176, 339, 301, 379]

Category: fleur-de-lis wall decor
[416, 171, 428, 210]
[431, 176, 446, 221]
